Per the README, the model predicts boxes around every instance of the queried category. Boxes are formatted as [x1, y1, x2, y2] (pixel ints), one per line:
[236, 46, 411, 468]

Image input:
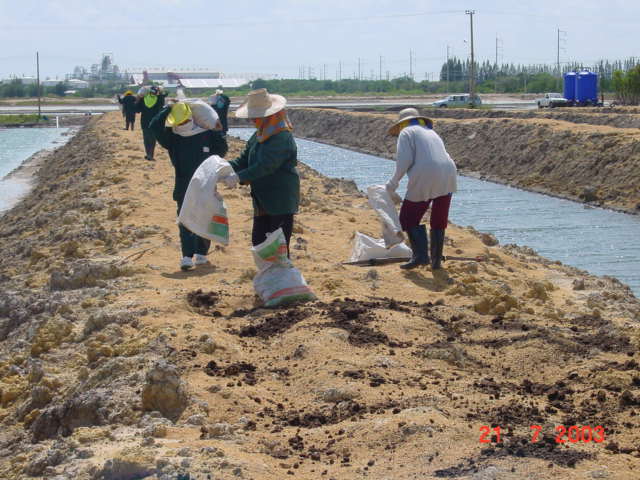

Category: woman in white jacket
[386, 108, 457, 270]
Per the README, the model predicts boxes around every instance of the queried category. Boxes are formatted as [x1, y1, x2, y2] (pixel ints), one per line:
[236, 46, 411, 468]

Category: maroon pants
[399, 194, 452, 231]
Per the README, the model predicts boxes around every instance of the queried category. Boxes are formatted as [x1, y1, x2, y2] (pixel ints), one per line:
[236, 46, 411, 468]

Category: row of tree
[0, 78, 130, 98]
[611, 65, 640, 105]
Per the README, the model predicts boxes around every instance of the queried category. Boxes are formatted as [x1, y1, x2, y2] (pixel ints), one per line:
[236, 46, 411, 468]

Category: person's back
[121, 94, 137, 114]
[398, 125, 456, 202]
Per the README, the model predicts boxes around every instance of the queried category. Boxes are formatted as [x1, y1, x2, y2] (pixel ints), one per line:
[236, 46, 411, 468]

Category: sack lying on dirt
[252, 228, 316, 308]
[367, 185, 404, 248]
[178, 155, 233, 245]
[184, 99, 219, 130]
[349, 231, 412, 262]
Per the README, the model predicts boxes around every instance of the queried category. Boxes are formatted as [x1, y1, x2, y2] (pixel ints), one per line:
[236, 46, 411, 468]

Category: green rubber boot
[400, 225, 429, 270]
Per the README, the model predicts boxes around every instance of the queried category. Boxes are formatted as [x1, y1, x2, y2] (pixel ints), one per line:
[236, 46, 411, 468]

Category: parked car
[432, 94, 482, 108]
[536, 93, 569, 108]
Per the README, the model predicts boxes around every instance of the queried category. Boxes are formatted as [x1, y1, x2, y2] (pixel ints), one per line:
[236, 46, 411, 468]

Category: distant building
[0, 76, 37, 85]
[128, 68, 249, 90]
[68, 79, 89, 89]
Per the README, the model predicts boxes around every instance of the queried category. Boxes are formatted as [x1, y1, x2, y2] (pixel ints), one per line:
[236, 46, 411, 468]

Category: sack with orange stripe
[178, 155, 231, 245]
[252, 228, 316, 308]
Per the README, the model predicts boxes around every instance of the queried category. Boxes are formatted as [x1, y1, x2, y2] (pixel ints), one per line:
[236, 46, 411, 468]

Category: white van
[432, 94, 482, 108]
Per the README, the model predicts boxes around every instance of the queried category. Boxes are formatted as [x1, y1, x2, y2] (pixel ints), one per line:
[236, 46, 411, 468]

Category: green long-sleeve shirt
[149, 106, 228, 202]
[136, 93, 167, 129]
[229, 131, 299, 215]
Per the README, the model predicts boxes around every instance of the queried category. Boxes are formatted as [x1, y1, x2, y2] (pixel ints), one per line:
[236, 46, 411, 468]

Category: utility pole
[446, 45, 451, 93]
[379, 55, 382, 81]
[358, 58, 361, 81]
[495, 36, 503, 93]
[409, 49, 413, 79]
[323, 64, 327, 81]
[338, 61, 342, 81]
[36, 51, 41, 120]
[557, 28, 567, 90]
[465, 10, 476, 103]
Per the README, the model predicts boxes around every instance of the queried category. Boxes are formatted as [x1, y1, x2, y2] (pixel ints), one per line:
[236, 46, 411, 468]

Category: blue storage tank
[576, 71, 598, 105]
[563, 72, 577, 102]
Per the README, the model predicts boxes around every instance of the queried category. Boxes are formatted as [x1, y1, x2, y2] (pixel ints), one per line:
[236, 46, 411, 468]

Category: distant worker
[117, 90, 137, 130]
[136, 85, 167, 161]
[386, 108, 457, 270]
[226, 88, 299, 255]
[209, 88, 230, 135]
[149, 101, 228, 271]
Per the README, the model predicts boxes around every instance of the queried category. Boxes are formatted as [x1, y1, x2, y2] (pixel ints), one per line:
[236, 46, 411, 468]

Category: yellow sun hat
[167, 102, 193, 127]
[124, 90, 134, 96]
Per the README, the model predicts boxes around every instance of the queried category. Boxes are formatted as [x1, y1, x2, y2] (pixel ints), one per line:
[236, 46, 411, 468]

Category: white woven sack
[178, 155, 233, 245]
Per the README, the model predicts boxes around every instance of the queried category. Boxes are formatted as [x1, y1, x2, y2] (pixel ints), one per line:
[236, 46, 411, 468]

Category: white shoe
[180, 256, 194, 271]
[194, 254, 209, 265]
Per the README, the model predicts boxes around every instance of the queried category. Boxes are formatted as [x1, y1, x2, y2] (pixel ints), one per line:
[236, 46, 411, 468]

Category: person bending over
[386, 108, 457, 270]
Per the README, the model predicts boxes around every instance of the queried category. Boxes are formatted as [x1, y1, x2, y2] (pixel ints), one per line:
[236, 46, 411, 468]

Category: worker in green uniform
[117, 90, 137, 130]
[226, 88, 299, 255]
[136, 85, 167, 161]
[149, 101, 228, 270]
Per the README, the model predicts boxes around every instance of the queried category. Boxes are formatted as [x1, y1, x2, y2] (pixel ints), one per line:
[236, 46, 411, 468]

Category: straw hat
[388, 107, 433, 135]
[235, 88, 286, 118]
[166, 102, 192, 127]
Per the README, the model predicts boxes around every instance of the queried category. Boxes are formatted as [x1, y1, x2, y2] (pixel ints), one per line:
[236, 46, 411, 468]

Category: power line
[1, 10, 462, 31]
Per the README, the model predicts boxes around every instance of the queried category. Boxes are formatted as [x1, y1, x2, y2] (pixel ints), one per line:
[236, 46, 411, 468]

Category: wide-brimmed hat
[215, 89, 223, 95]
[166, 102, 192, 127]
[235, 88, 286, 118]
[388, 107, 433, 135]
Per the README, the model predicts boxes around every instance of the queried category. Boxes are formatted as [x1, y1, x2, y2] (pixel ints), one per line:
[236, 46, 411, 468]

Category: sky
[0, 0, 639, 81]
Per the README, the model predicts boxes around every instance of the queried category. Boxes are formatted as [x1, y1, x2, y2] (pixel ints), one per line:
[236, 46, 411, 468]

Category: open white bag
[178, 155, 233, 245]
[349, 232, 412, 263]
[366, 185, 404, 248]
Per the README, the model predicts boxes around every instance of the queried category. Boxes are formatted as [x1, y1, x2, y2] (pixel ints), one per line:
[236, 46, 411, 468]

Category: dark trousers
[125, 112, 135, 130]
[252, 214, 294, 255]
[142, 128, 156, 159]
[177, 202, 210, 258]
[399, 194, 452, 231]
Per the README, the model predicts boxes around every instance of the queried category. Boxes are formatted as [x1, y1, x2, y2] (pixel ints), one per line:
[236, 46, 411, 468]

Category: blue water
[229, 128, 640, 297]
[0, 128, 70, 212]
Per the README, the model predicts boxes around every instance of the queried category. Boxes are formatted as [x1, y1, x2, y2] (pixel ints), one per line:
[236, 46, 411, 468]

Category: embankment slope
[0, 112, 639, 479]
[288, 108, 640, 213]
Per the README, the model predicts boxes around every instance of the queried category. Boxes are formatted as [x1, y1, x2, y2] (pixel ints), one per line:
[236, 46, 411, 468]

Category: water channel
[0, 127, 70, 212]
[229, 127, 640, 297]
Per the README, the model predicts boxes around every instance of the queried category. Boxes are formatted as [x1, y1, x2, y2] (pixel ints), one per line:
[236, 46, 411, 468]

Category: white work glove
[221, 173, 239, 189]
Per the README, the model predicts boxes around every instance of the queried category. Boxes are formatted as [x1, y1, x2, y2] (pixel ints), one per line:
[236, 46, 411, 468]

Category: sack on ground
[367, 185, 404, 248]
[252, 228, 316, 307]
[178, 155, 233, 245]
[184, 99, 219, 130]
[349, 231, 412, 262]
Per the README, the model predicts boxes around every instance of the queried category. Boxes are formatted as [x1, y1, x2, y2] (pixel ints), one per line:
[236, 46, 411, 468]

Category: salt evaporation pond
[229, 127, 640, 297]
[0, 127, 70, 212]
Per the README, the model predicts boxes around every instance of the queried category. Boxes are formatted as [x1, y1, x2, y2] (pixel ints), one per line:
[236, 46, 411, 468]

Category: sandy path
[0, 112, 639, 479]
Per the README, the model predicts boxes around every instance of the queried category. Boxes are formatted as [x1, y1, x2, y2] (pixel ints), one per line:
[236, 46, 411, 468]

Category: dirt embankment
[349, 106, 640, 130]
[288, 108, 640, 214]
[0, 112, 639, 479]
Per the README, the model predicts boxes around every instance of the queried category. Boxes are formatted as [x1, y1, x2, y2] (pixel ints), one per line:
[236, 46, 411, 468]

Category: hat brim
[235, 94, 287, 118]
[388, 115, 433, 136]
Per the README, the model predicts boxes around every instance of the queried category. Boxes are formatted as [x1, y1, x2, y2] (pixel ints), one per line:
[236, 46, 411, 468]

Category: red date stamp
[479, 425, 605, 444]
